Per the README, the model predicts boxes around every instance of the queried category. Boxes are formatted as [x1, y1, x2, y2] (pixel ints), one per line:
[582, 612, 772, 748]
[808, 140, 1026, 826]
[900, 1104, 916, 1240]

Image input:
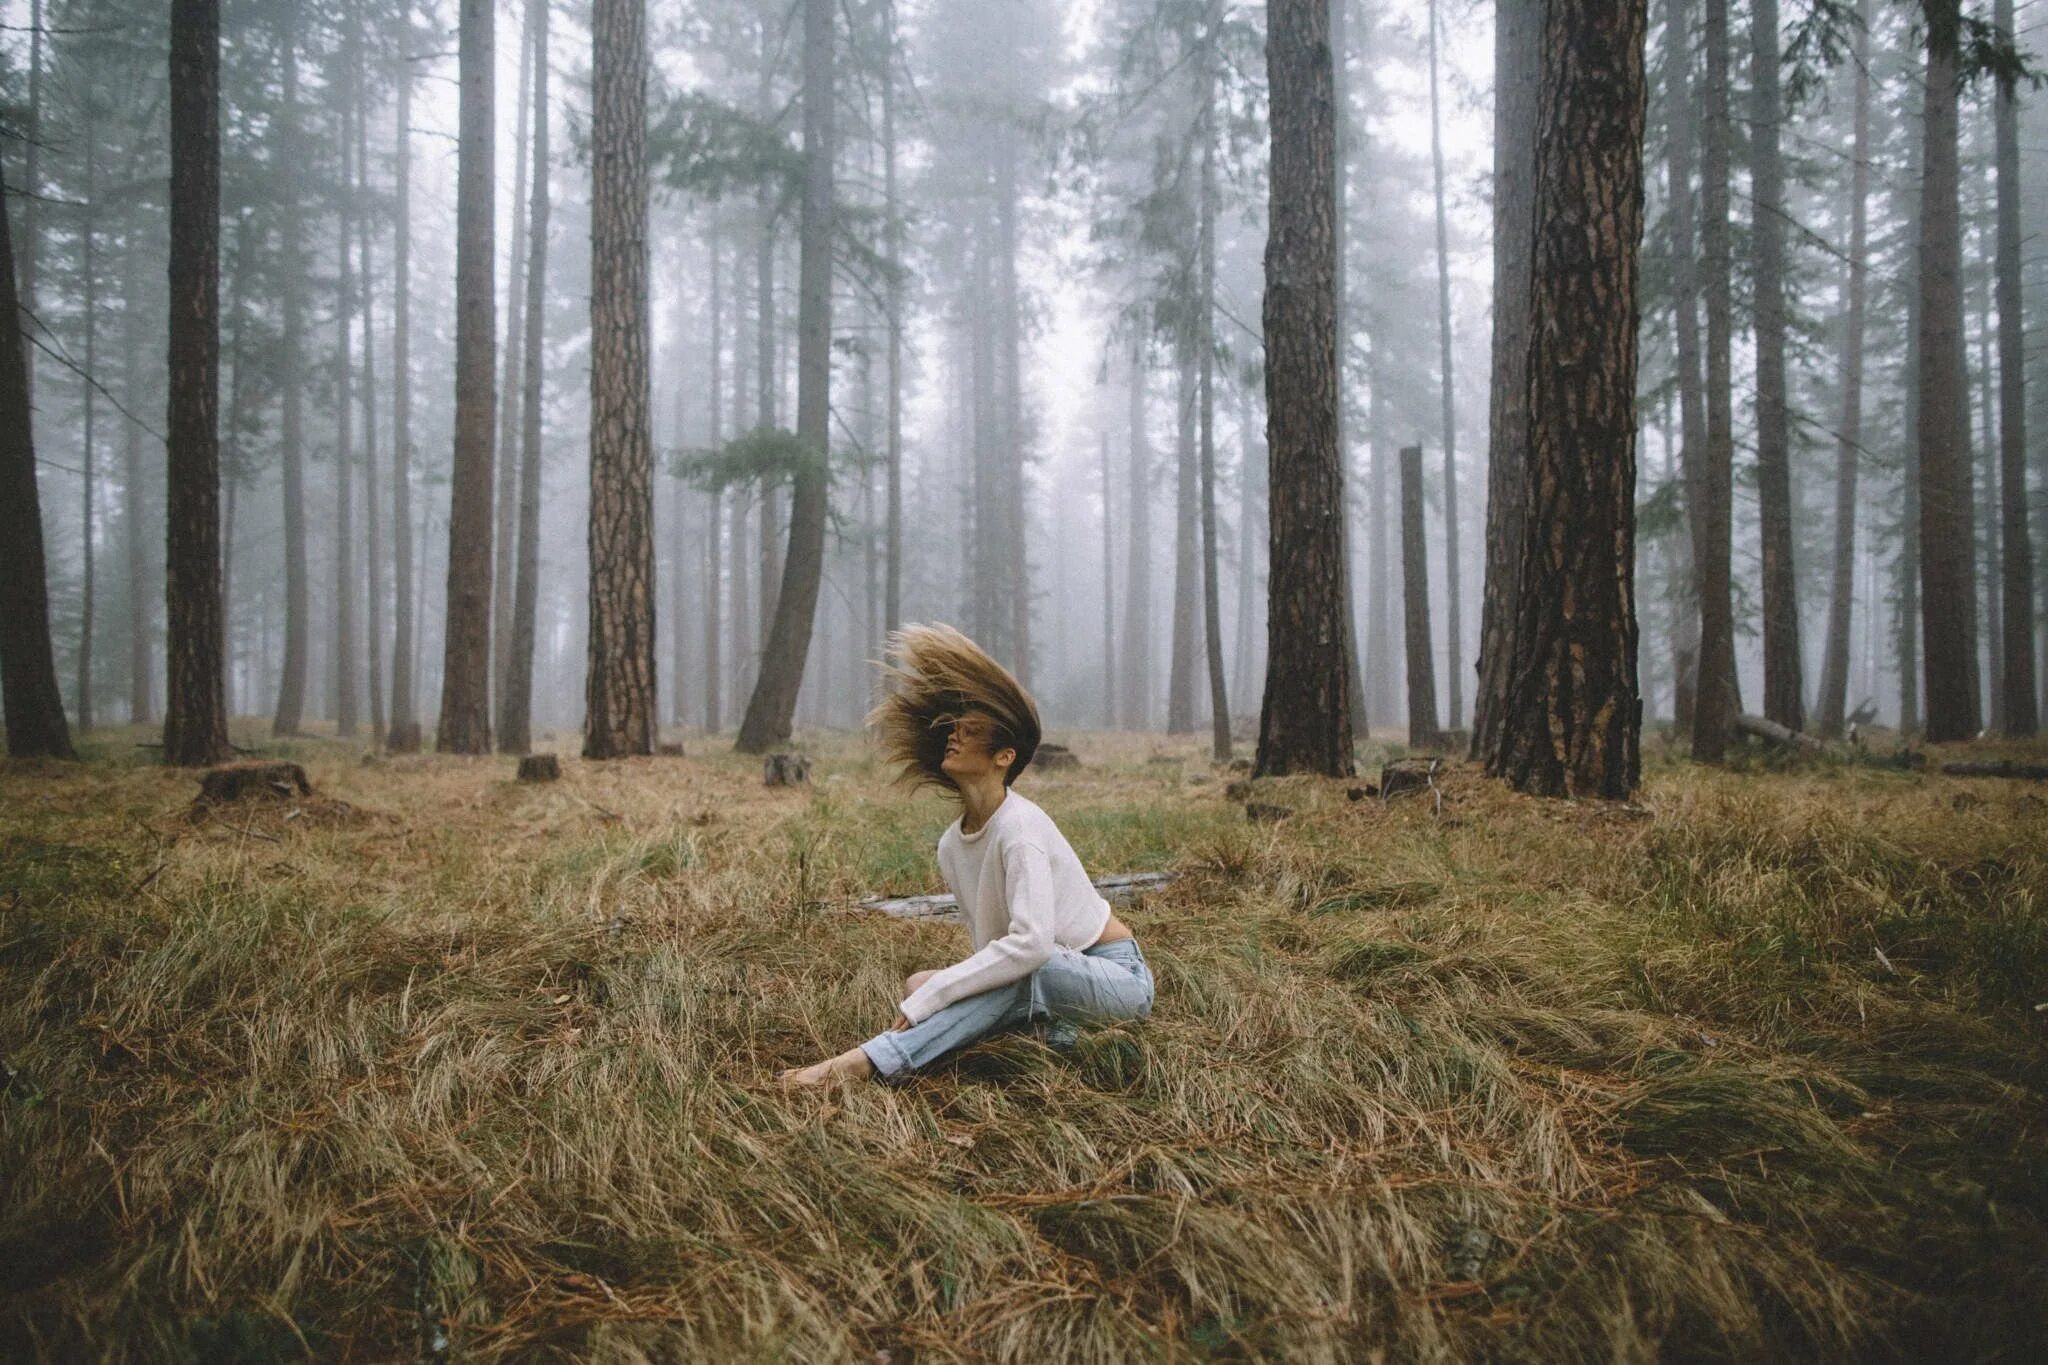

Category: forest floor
[3, 722, 2046, 1361]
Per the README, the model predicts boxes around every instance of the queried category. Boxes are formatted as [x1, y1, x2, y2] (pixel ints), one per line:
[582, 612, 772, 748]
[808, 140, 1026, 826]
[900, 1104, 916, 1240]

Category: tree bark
[388, 0, 419, 750]
[1487, 0, 1645, 800]
[585, 0, 658, 759]
[1122, 336, 1153, 729]
[162, 0, 228, 766]
[1428, 0, 1462, 732]
[1660, 0, 1704, 736]
[882, 0, 904, 640]
[0, 159, 77, 759]
[494, 3, 533, 718]
[1815, 0, 1871, 738]
[437, 0, 497, 753]
[736, 0, 833, 753]
[271, 17, 307, 736]
[1916, 0, 1980, 742]
[1750, 0, 1803, 730]
[1400, 444, 1441, 748]
[1198, 0, 1230, 762]
[1255, 0, 1353, 779]
[1690, 0, 1740, 759]
[703, 220, 722, 732]
[334, 97, 358, 738]
[502, 0, 550, 757]
[1472, 0, 1540, 766]
[1993, 0, 2037, 734]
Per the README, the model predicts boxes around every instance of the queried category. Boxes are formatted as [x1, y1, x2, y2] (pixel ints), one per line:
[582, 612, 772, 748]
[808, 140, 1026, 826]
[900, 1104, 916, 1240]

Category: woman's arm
[896, 842, 1056, 1023]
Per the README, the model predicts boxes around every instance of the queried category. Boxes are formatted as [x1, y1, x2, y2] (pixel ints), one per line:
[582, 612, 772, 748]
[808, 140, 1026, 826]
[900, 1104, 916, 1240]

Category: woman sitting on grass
[778, 624, 1155, 1087]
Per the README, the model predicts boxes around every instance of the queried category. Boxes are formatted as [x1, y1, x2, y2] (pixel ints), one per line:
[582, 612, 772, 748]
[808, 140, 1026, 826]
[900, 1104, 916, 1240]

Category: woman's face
[941, 711, 1014, 783]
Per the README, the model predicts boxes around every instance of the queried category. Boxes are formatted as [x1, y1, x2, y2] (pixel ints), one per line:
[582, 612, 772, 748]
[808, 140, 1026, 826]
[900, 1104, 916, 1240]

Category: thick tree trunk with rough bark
[387, 0, 419, 750]
[1816, 0, 1871, 739]
[1750, 0, 1802, 731]
[437, 0, 497, 753]
[1916, 0, 1980, 743]
[1993, 0, 2036, 735]
[585, 0, 658, 759]
[1256, 0, 1352, 779]
[736, 0, 832, 753]
[1487, 0, 1645, 800]
[1400, 444, 1440, 748]
[501, 0, 549, 757]
[1691, 0, 1739, 759]
[1, 160, 76, 759]
[163, 0, 229, 766]
[1472, 0, 1540, 767]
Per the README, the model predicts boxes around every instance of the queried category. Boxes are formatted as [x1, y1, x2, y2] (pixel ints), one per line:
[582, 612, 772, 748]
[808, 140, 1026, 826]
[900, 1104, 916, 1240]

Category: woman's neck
[958, 778, 1009, 835]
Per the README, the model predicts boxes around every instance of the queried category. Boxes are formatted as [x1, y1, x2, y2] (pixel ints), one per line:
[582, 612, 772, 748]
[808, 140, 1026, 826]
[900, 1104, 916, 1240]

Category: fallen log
[1735, 713, 1826, 752]
[1939, 761, 2048, 781]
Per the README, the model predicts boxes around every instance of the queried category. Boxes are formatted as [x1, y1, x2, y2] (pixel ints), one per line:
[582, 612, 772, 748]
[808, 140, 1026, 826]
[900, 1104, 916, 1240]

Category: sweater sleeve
[898, 840, 1057, 1024]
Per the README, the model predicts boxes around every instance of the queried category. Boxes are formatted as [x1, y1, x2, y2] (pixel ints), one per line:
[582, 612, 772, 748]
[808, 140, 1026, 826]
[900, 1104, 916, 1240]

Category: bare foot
[776, 1047, 876, 1088]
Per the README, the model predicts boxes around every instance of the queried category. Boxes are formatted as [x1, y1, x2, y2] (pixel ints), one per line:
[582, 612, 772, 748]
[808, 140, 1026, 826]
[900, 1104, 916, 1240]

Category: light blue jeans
[859, 938, 1154, 1080]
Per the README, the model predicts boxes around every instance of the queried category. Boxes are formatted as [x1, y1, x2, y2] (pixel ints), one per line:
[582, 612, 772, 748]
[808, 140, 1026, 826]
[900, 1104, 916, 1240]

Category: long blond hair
[865, 623, 1041, 793]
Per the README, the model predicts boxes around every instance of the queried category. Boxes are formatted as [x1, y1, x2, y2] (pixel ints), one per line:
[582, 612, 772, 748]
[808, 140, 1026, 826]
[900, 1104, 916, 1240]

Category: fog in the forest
[10, 0, 2048, 749]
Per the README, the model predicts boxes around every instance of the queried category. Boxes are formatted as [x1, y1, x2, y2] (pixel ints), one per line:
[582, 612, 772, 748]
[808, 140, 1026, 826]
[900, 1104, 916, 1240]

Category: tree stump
[1034, 743, 1079, 771]
[764, 752, 811, 786]
[195, 762, 313, 805]
[517, 755, 561, 783]
[384, 722, 422, 754]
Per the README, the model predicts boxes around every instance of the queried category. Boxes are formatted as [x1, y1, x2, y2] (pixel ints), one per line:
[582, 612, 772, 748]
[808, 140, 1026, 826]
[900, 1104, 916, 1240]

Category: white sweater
[897, 789, 1113, 1024]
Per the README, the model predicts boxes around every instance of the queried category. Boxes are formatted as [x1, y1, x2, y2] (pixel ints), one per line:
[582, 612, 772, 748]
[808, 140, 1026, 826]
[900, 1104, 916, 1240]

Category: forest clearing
[4, 728, 2044, 1358]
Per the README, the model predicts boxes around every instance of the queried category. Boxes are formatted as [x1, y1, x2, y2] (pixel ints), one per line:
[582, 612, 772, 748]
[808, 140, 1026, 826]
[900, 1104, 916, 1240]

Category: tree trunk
[882, 0, 904, 639]
[1690, 0, 1739, 759]
[501, 0, 549, 757]
[1255, 0, 1353, 779]
[494, 4, 533, 717]
[1488, 0, 1645, 799]
[78, 135, 97, 733]
[669, 240, 690, 729]
[221, 211, 251, 706]
[1815, 0, 1870, 738]
[437, 0, 496, 753]
[1916, 0, 1980, 742]
[1400, 444, 1441, 748]
[356, 31, 385, 743]
[1333, 0, 1370, 746]
[703, 220, 722, 732]
[1198, 0, 1230, 762]
[334, 107, 358, 738]
[1232, 378, 1263, 706]
[1428, 0, 1462, 733]
[997, 137, 1030, 680]
[1472, 0, 1540, 767]
[272, 18, 308, 736]
[1661, 0, 1704, 736]
[1897, 76, 1925, 734]
[1168, 337, 1199, 734]
[585, 0, 658, 759]
[1993, 0, 2037, 734]
[122, 225, 153, 725]
[388, 0, 419, 750]
[1122, 336, 1153, 729]
[736, 0, 832, 753]
[162, 0, 228, 766]
[0, 158, 77, 759]
[1750, 0, 1802, 731]
[1101, 430, 1117, 726]
[22, 0, 41, 400]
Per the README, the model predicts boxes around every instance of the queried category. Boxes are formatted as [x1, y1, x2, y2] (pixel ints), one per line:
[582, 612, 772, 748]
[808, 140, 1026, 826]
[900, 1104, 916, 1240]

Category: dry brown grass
[3, 722, 2045, 1360]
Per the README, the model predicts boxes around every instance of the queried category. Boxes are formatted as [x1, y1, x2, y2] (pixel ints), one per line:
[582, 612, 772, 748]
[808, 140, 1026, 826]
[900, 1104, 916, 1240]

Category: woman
[778, 624, 1155, 1087]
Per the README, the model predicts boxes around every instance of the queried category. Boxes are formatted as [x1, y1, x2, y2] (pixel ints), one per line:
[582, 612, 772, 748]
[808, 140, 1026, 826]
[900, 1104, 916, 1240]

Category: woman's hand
[890, 1011, 911, 1032]
[894, 969, 937, 1031]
